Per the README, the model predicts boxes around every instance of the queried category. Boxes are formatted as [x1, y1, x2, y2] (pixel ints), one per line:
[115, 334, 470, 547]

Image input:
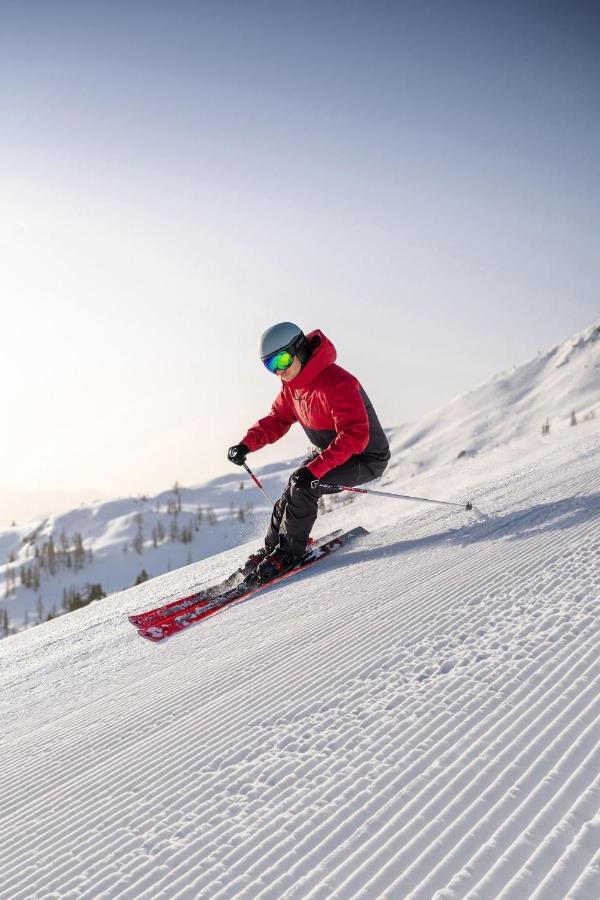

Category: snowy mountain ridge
[555, 320, 600, 368]
[388, 319, 599, 479]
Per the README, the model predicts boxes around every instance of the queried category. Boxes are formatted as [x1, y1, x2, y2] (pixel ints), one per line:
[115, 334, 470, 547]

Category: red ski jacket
[240, 330, 390, 479]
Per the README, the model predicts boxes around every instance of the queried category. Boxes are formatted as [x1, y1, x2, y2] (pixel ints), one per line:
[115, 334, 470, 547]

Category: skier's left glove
[290, 466, 320, 492]
[228, 443, 249, 466]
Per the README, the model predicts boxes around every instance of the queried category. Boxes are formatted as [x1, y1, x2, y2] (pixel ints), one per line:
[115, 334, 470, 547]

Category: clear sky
[1, 1, 599, 524]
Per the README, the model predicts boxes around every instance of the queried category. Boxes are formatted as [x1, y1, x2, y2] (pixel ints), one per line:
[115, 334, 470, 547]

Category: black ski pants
[265, 454, 388, 558]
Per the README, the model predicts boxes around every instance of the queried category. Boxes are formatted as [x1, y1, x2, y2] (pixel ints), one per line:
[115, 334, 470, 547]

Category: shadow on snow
[330, 490, 600, 572]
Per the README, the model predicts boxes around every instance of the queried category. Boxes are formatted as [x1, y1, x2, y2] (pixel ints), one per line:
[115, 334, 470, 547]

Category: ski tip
[347, 525, 369, 538]
[137, 625, 166, 642]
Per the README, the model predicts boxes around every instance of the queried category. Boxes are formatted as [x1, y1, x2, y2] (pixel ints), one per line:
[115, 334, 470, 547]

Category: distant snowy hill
[0, 320, 598, 636]
[0, 465, 297, 634]
[387, 320, 600, 480]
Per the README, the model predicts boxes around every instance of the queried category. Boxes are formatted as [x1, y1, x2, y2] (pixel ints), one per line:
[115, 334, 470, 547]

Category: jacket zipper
[295, 392, 309, 424]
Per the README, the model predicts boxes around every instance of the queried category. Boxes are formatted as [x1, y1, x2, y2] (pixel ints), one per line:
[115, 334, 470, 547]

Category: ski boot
[241, 546, 270, 577]
[256, 546, 304, 582]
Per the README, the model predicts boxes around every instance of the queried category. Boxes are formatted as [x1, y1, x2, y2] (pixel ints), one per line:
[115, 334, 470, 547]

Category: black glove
[228, 443, 249, 466]
[290, 466, 319, 492]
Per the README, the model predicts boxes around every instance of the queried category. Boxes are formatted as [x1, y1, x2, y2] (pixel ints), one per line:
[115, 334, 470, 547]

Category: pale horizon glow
[1, 2, 599, 524]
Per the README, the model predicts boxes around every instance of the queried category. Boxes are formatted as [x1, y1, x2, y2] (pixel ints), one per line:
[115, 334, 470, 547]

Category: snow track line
[0, 624, 596, 840]
[3, 478, 595, 759]
[212, 656, 600, 891]
[197, 641, 600, 899]
[1, 496, 594, 808]
[2, 600, 596, 896]
[0, 516, 592, 840]
[466, 752, 600, 899]
[349, 683, 600, 898]
[1, 443, 599, 899]
[534, 825, 600, 900]
[0, 528, 596, 808]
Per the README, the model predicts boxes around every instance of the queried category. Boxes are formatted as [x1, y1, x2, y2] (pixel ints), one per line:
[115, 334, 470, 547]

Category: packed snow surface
[1, 425, 599, 898]
[0, 322, 599, 898]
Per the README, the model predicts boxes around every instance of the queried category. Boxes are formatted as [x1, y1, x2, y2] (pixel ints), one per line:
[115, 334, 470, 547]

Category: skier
[228, 322, 391, 580]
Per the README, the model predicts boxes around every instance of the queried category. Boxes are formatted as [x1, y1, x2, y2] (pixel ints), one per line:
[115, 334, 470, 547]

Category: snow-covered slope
[0, 464, 294, 633]
[1, 407, 599, 897]
[386, 320, 600, 480]
[2, 320, 598, 637]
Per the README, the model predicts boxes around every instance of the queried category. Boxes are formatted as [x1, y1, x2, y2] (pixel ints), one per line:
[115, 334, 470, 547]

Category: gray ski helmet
[259, 322, 305, 361]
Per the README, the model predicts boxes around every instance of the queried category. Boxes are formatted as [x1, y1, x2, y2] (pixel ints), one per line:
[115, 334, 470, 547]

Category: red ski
[135, 527, 366, 642]
[128, 529, 344, 630]
[128, 571, 242, 630]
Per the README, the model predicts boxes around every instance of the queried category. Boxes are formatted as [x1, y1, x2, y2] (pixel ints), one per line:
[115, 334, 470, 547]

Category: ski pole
[318, 482, 484, 515]
[243, 462, 275, 505]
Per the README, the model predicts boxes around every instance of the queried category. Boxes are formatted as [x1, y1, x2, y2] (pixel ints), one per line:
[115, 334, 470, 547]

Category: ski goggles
[262, 348, 295, 373]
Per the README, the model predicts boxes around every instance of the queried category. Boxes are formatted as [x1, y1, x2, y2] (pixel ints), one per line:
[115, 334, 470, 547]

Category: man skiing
[228, 322, 390, 580]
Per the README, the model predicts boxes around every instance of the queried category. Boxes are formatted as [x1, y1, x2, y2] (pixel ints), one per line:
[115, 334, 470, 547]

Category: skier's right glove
[227, 443, 249, 466]
[289, 466, 319, 492]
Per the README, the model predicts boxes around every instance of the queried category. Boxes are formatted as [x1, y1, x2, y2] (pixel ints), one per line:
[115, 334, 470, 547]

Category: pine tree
[169, 518, 180, 543]
[87, 584, 106, 602]
[133, 512, 144, 554]
[74, 533, 86, 571]
[67, 590, 85, 612]
[134, 569, 149, 586]
[59, 529, 70, 557]
[47, 534, 56, 575]
[173, 481, 182, 514]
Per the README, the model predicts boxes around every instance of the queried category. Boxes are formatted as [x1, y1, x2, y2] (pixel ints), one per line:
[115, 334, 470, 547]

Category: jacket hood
[284, 329, 336, 390]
